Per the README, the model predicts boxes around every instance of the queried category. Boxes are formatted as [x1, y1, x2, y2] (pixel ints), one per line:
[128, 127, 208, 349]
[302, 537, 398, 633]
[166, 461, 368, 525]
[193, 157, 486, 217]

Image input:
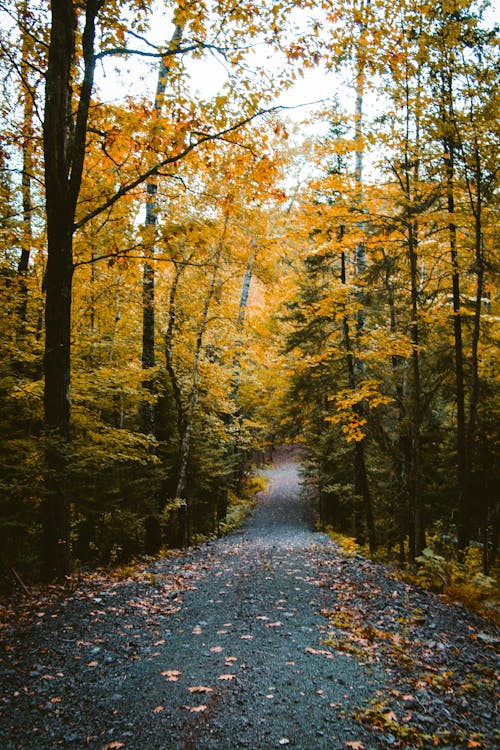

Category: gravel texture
[1, 456, 498, 750]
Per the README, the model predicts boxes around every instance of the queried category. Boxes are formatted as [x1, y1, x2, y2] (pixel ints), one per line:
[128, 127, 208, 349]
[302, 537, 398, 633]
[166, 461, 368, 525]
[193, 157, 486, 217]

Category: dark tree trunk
[340, 252, 376, 553]
[42, 0, 76, 579]
[444, 136, 469, 552]
[42, 0, 99, 578]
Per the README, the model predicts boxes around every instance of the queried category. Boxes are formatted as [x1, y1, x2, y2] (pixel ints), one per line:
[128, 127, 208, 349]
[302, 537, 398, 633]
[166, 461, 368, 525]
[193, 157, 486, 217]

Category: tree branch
[74, 105, 284, 230]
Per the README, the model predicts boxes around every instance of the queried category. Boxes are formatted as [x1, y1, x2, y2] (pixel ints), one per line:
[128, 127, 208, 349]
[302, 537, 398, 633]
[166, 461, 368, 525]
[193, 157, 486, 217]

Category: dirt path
[1, 462, 498, 749]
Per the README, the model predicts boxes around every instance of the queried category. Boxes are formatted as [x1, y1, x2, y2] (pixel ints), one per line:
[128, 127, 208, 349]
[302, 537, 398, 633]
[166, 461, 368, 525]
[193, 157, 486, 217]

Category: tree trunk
[444, 136, 469, 551]
[351, 33, 377, 554]
[141, 25, 182, 436]
[42, 0, 76, 579]
[42, 0, 99, 578]
[17, 0, 34, 325]
[340, 251, 376, 553]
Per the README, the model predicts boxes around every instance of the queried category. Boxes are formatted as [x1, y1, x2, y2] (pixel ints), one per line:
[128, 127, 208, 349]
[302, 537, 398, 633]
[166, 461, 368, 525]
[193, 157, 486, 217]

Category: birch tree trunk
[141, 25, 182, 436]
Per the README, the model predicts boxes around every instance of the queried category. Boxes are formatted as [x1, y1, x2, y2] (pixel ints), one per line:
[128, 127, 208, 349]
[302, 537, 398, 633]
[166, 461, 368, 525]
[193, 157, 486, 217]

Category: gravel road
[1, 459, 498, 749]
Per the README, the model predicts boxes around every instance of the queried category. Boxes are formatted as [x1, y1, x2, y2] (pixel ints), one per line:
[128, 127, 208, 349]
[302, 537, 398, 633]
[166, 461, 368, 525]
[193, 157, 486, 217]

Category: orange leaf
[189, 705, 207, 713]
[345, 742, 365, 750]
[102, 743, 126, 750]
[161, 670, 182, 682]
[188, 686, 213, 694]
[218, 674, 236, 680]
[152, 705, 164, 713]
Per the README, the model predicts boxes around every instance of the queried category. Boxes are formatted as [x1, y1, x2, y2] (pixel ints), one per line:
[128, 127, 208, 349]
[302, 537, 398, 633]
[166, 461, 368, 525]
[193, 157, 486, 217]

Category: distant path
[1, 460, 498, 749]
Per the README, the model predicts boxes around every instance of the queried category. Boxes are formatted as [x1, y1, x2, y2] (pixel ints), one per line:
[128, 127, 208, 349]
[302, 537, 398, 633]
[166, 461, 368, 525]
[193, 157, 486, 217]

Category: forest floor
[1, 455, 498, 750]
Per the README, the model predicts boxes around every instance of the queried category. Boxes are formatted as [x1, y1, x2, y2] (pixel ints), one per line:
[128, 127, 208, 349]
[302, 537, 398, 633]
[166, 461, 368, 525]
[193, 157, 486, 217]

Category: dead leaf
[189, 705, 207, 713]
[345, 742, 365, 750]
[210, 646, 223, 653]
[101, 743, 126, 750]
[161, 670, 182, 681]
[188, 686, 213, 694]
[152, 705, 164, 713]
[304, 647, 333, 658]
[218, 674, 236, 680]
[87, 661, 99, 667]
[266, 621, 283, 628]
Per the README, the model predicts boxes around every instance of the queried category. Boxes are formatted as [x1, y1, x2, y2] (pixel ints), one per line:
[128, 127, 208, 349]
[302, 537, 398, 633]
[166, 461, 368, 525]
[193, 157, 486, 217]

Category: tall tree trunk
[403, 68, 425, 561]
[42, 1, 76, 579]
[382, 250, 409, 562]
[340, 250, 375, 551]
[141, 25, 182, 436]
[17, 0, 34, 326]
[446, 138, 468, 550]
[42, 0, 99, 578]
[351, 25, 377, 554]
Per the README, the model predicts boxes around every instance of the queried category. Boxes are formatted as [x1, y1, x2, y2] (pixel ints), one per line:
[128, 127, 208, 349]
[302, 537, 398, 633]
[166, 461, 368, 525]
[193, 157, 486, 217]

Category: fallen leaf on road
[345, 742, 365, 750]
[188, 686, 213, 694]
[161, 670, 182, 681]
[152, 705, 164, 713]
[102, 743, 126, 750]
[186, 705, 207, 713]
[266, 621, 283, 628]
[218, 674, 236, 680]
[304, 647, 333, 658]
[210, 646, 223, 653]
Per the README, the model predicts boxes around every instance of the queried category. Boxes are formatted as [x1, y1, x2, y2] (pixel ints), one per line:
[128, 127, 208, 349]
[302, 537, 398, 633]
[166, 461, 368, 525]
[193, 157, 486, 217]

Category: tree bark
[446, 138, 469, 551]
[42, 0, 99, 578]
[351, 27, 377, 554]
[141, 25, 182, 436]
[17, 0, 34, 326]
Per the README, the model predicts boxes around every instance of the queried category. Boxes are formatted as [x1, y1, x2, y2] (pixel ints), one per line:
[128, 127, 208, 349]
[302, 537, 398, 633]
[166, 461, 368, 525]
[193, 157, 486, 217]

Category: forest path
[1, 459, 498, 750]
